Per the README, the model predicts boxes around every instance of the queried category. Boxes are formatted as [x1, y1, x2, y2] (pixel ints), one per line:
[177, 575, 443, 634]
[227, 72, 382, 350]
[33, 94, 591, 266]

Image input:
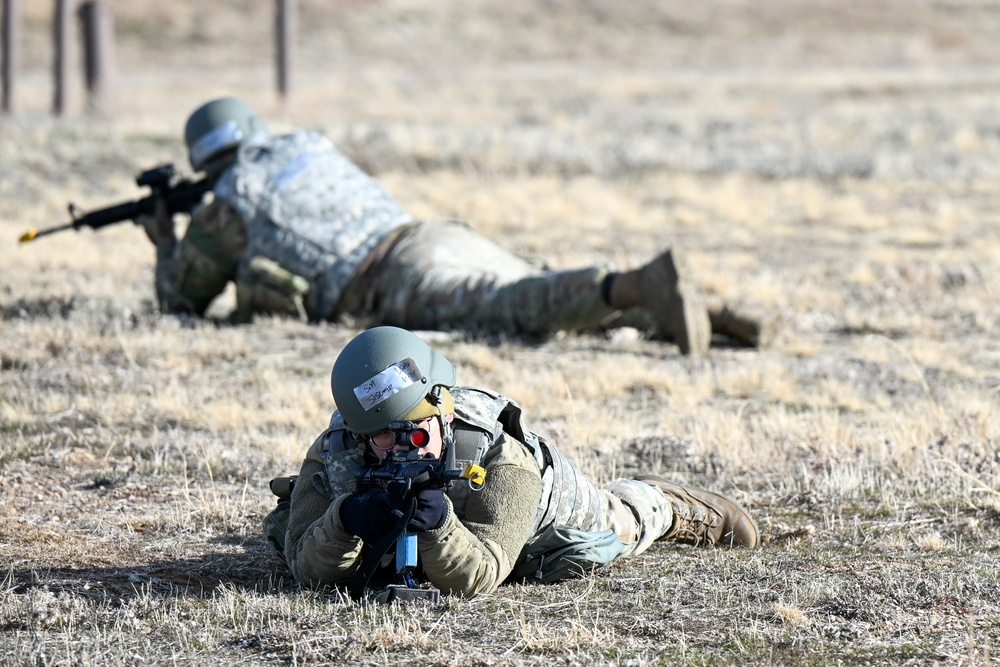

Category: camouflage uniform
[153, 130, 411, 321]
[338, 220, 618, 336]
[153, 130, 618, 333]
[285, 386, 675, 597]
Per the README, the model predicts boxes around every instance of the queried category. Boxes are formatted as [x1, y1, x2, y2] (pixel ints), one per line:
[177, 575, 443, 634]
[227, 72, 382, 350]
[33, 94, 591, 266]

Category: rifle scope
[136, 165, 176, 189]
[379, 420, 431, 451]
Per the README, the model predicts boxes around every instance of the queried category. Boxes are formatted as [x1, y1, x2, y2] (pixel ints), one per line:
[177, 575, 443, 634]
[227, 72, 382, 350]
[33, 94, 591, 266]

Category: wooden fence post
[53, 0, 74, 115]
[2, 0, 20, 113]
[78, 0, 114, 114]
[276, 0, 295, 101]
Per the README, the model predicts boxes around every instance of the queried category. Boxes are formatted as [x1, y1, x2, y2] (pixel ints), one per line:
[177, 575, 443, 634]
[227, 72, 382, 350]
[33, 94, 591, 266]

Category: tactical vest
[313, 385, 605, 540]
[213, 130, 413, 319]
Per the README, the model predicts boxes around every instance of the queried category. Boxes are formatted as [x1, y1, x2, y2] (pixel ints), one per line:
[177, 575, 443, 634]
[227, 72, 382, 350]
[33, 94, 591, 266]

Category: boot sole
[644, 250, 711, 356]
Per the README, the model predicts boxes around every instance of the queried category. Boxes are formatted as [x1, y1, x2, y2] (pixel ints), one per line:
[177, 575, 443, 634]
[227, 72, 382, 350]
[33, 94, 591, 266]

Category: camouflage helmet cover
[331, 327, 457, 435]
[183, 96, 269, 176]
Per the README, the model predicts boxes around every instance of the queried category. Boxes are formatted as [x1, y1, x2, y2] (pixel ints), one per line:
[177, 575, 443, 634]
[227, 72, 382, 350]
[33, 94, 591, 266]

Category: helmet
[331, 327, 456, 436]
[183, 97, 269, 177]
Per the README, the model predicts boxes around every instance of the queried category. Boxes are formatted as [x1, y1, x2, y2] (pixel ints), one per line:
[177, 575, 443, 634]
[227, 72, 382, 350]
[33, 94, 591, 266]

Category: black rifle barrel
[18, 169, 210, 244]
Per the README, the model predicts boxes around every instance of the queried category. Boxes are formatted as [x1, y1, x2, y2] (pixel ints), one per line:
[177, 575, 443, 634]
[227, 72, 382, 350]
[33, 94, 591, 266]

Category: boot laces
[671, 500, 721, 546]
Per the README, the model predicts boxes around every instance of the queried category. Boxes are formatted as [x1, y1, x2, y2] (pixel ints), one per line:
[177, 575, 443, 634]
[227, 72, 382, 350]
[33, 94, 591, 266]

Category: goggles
[361, 418, 433, 453]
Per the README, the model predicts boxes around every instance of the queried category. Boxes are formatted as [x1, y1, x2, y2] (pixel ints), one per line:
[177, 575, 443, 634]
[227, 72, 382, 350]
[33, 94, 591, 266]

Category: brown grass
[3, 0, 1000, 665]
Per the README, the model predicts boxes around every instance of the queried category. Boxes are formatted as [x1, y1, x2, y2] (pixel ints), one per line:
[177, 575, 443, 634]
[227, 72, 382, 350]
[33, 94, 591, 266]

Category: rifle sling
[348, 497, 417, 602]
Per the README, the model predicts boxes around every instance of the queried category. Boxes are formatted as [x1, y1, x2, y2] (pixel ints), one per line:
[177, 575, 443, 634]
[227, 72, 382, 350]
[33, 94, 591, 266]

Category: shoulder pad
[318, 411, 360, 458]
[452, 386, 516, 432]
[328, 410, 347, 431]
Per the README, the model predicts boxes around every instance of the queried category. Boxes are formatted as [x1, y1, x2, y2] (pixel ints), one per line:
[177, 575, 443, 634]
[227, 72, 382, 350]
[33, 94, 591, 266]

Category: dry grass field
[3, 0, 1000, 664]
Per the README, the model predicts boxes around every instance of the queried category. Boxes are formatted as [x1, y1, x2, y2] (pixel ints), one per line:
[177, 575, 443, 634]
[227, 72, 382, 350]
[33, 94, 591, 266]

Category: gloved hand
[386, 487, 449, 533]
[339, 489, 397, 544]
[136, 195, 175, 247]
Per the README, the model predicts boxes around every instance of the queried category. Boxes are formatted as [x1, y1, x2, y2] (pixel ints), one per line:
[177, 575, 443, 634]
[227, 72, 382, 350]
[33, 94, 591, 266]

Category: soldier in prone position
[140, 96, 777, 356]
[284, 326, 759, 599]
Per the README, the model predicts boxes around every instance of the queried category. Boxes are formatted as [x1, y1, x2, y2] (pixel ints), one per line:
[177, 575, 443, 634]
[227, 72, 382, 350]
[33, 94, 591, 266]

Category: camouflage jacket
[156, 130, 413, 319]
[284, 385, 608, 597]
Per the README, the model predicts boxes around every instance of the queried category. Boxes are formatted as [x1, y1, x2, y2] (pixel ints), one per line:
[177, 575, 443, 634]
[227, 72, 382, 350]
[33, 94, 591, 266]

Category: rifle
[351, 421, 486, 604]
[19, 164, 211, 243]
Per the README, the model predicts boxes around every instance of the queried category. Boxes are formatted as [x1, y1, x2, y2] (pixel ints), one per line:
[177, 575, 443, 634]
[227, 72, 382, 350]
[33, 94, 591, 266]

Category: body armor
[314, 385, 604, 541]
[213, 131, 413, 319]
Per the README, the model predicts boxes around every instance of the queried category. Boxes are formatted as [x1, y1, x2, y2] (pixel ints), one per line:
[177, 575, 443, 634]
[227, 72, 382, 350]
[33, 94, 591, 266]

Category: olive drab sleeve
[153, 198, 248, 315]
[417, 438, 543, 597]
[349, 219, 617, 336]
[231, 256, 310, 323]
[284, 432, 365, 586]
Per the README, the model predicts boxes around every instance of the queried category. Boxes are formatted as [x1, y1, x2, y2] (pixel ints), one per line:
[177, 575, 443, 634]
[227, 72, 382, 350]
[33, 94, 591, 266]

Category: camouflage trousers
[605, 478, 676, 558]
[584, 479, 677, 560]
[531, 442, 677, 560]
[337, 220, 618, 336]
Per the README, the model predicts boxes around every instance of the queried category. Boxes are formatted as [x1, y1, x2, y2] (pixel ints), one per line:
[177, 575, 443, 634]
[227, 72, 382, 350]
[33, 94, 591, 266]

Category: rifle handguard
[18, 163, 210, 244]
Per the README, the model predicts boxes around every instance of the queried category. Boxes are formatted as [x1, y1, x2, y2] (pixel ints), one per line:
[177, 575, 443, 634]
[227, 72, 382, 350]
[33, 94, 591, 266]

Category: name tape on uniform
[354, 358, 421, 411]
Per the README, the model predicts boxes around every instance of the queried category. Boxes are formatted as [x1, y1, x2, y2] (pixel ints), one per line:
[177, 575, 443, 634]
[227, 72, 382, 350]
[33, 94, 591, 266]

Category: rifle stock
[19, 164, 211, 244]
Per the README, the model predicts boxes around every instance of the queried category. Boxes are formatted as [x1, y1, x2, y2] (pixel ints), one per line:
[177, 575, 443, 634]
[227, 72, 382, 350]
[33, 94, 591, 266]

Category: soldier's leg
[353, 220, 730, 355]
[363, 220, 617, 336]
[508, 442, 754, 569]
[486, 267, 619, 335]
[609, 476, 760, 552]
[605, 248, 711, 356]
[604, 479, 676, 558]
[635, 474, 759, 548]
[160, 200, 249, 316]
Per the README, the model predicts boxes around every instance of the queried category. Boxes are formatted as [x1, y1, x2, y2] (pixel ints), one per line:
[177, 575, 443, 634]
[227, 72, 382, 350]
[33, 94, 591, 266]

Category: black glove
[339, 489, 397, 544]
[386, 487, 449, 533]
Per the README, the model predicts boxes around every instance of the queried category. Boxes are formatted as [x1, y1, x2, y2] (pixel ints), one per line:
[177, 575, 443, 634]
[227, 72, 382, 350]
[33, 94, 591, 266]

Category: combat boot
[635, 474, 759, 548]
[708, 304, 780, 349]
[608, 249, 711, 356]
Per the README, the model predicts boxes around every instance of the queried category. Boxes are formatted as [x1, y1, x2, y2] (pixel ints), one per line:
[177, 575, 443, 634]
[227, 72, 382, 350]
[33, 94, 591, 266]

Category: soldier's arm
[418, 438, 542, 597]
[154, 198, 248, 315]
[285, 432, 365, 586]
[231, 256, 310, 323]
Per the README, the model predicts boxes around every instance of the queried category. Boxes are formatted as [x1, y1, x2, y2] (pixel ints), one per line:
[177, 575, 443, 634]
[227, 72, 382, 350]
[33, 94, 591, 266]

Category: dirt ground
[3, 1, 1000, 665]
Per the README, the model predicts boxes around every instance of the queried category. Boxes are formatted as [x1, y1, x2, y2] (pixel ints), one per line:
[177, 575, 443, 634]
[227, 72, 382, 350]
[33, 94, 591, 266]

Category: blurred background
[7, 0, 1000, 178]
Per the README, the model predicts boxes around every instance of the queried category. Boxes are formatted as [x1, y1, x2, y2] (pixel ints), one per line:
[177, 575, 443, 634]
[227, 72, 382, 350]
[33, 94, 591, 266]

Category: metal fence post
[276, 0, 295, 101]
[78, 0, 114, 115]
[53, 0, 74, 115]
[2, 0, 20, 113]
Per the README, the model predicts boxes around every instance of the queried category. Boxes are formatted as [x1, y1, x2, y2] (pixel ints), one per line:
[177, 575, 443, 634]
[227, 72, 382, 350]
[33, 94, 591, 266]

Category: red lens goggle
[366, 420, 431, 451]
